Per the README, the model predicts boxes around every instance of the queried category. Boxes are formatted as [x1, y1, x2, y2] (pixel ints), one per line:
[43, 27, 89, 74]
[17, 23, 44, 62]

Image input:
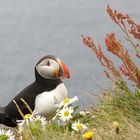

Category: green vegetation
[89, 80, 140, 140]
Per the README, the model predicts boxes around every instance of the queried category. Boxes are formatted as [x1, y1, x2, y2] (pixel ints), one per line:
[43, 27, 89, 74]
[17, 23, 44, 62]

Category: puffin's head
[35, 55, 70, 80]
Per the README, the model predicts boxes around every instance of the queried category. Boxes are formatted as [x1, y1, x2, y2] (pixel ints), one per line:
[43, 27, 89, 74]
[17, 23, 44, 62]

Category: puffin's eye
[46, 61, 50, 66]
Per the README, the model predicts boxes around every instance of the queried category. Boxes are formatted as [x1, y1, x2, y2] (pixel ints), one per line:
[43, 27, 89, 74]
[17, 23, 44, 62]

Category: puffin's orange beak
[60, 61, 70, 79]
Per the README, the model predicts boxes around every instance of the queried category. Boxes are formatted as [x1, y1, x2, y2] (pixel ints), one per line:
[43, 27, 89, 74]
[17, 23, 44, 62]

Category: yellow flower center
[83, 131, 94, 139]
[24, 114, 32, 119]
[63, 111, 70, 117]
[112, 121, 119, 128]
[63, 98, 70, 104]
[76, 124, 83, 129]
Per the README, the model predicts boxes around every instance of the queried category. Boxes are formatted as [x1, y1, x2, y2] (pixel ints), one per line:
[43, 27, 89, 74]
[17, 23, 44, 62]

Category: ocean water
[0, 0, 140, 106]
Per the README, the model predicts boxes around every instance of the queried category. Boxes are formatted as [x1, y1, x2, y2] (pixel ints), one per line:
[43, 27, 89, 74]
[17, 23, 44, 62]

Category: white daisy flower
[58, 96, 78, 108]
[72, 121, 88, 133]
[17, 113, 47, 131]
[0, 129, 15, 140]
[59, 107, 74, 122]
[30, 115, 48, 126]
[17, 114, 33, 131]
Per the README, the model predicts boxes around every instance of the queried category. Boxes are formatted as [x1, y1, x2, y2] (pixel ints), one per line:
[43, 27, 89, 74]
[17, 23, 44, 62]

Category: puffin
[0, 55, 70, 127]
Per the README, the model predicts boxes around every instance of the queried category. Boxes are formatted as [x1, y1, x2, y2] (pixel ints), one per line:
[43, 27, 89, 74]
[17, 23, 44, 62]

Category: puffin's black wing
[4, 81, 46, 120]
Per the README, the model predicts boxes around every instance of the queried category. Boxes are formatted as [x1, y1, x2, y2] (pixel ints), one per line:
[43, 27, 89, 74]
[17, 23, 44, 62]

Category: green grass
[88, 80, 140, 140]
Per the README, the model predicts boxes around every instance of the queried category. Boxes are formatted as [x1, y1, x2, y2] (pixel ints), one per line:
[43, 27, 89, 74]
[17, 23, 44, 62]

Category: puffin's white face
[36, 57, 70, 79]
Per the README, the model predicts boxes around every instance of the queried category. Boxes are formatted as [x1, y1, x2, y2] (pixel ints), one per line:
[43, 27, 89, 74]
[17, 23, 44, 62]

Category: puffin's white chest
[34, 83, 68, 119]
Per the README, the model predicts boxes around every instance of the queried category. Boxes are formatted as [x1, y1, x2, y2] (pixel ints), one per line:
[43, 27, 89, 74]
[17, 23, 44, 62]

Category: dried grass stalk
[20, 98, 33, 114]
[13, 100, 24, 119]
